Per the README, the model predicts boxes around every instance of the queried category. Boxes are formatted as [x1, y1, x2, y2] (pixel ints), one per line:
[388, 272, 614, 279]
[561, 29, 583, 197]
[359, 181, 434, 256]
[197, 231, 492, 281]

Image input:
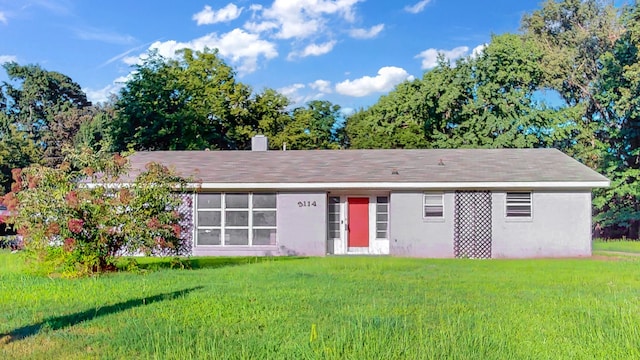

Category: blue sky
[1, 0, 549, 112]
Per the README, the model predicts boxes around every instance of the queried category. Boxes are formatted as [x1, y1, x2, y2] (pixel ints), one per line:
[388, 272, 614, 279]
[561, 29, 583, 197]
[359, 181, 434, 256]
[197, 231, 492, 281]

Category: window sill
[422, 217, 446, 223]
[505, 217, 533, 223]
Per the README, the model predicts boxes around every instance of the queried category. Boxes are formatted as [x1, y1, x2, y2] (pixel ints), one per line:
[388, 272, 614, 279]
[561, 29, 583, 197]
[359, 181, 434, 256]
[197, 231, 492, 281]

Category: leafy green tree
[521, 0, 621, 166]
[454, 34, 555, 149]
[0, 121, 41, 194]
[345, 34, 555, 150]
[1, 146, 191, 276]
[242, 88, 292, 149]
[592, 2, 640, 238]
[521, 0, 640, 237]
[74, 102, 117, 151]
[45, 107, 96, 163]
[112, 49, 346, 151]
[279, 100, 343, 150]
[344, 78, 433, 149]
[1, 62, 91, 166]
[0, 62, 91, 192]
[111, 49, 253, 151]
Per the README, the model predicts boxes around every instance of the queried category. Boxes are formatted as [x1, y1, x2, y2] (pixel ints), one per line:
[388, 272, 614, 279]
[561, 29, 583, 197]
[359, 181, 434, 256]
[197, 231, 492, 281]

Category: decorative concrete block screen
[454, 191, 492, 259]
[176, 193, 194, 256]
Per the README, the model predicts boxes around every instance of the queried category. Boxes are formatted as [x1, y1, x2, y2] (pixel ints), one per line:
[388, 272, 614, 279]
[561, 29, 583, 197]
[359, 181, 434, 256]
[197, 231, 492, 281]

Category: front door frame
[347, 197, 370, 250]
[326, 192, 390, 255]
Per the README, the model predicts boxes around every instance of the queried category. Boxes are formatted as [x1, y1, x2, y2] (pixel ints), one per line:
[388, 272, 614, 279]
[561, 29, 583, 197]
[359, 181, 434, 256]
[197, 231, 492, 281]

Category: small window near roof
[424, 193, 444, 218]
[506, 192, 532, 218]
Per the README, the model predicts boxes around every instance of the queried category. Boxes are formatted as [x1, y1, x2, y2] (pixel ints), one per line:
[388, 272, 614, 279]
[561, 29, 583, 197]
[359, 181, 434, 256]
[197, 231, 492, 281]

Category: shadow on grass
[136, 256, 309, 271]
[0, 286, 204, 344]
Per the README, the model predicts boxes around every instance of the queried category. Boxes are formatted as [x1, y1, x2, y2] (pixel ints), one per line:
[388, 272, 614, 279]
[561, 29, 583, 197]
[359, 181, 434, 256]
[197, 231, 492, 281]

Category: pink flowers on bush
[2, 146, 191, 276]
[147, 217, 161, 230]
[171, 223, 181, 237]
[113, 154, 128, 167]
[68, 218, 84, 234]
[63, 237, 76, 252]
[65, 191, 79, 208]
[46, 222, 60, 237]
[118, 188, 131, 205]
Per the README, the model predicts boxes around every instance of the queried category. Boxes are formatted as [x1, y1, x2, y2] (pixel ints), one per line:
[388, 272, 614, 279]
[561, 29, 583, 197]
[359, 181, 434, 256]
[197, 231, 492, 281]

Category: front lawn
[593, 239, 640, 254]
[2, 252, 640, 359]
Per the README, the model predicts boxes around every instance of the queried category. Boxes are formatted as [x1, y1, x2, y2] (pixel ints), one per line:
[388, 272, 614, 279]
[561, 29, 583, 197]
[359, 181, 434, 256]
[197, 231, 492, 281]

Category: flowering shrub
[0, 147, 192, 276]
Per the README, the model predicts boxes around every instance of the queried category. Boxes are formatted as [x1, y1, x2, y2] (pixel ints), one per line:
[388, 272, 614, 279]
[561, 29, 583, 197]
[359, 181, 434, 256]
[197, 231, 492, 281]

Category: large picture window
[196, 193, 277, 246]
[506, 192, 532, 218]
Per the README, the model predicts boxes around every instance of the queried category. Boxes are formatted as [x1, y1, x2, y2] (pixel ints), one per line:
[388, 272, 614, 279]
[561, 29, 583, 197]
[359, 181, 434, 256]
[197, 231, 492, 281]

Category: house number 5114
[298, 201, 317, 207]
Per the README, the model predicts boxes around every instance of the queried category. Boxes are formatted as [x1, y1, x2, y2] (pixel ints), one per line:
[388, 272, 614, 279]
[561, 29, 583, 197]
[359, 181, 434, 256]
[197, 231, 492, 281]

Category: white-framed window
[376, 196, 389, 239]
[197, 193, 222, 245]
[505, 192, 532, 218]
[327, 197, 341, 239]
[424, 193, 444, 218]
[196, 192, 277, 246]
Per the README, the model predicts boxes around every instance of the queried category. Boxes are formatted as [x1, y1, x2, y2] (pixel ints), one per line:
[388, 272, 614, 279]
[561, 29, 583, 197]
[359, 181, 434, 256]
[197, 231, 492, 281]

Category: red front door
[348, 198, 369, 247]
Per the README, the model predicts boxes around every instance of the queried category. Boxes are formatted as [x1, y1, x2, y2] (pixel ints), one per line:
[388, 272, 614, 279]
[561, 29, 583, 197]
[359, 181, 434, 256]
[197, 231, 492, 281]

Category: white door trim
[328, 194, 390, 255]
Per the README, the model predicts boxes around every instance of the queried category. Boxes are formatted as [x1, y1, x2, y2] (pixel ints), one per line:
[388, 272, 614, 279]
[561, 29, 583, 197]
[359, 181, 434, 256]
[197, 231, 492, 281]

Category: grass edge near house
[593, 239, 640, 254]
[2, 251, 640, 359]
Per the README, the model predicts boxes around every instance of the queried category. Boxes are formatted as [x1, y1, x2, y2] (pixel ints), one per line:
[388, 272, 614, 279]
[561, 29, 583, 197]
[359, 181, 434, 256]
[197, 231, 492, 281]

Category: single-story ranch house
[127, 136, 609, 259]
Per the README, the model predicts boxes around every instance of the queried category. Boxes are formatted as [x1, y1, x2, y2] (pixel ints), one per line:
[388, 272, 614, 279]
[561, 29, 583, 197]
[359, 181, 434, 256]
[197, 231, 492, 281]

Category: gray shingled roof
[126, 148, 609, 187]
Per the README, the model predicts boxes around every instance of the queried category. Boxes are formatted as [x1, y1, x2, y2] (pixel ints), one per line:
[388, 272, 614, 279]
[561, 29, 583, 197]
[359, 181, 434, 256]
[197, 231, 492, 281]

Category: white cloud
[335, 66, 414, 97]
[0, 12, 7, 25]
[142, 29, 277, 74]
[122, 55, 142, 66]
[349, 24, 384, 39]
[250, 0, 362, 40]
[244, 20, 279, 33]
[278, 82, 331, 105]
[415, 46, 469, 69]
[31, 0, 73, 16]
[74, 27, 136, 45]
[101, 44, 150, 67]
[84, 76, 129, 104]
[309, 79, 332, 94]
[0, 55, 17, 63]
[279, 83, 305, 95]
[278, 83, 306, 103]
[193, 4, 243, 25]
[115, 75, 132, 83]
[288, 40, 336, 60]
[404, 0, 432, 14]
[340, 107, 355, 116]
[471, 44, 487, 58]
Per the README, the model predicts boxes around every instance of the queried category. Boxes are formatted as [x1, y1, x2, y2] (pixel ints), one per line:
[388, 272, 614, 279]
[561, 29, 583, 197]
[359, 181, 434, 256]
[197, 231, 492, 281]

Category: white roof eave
[191, 180, 610, 191]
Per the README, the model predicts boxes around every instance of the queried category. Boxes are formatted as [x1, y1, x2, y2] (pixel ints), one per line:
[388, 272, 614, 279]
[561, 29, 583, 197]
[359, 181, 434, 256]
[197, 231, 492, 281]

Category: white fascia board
[194, 181, 610, 190]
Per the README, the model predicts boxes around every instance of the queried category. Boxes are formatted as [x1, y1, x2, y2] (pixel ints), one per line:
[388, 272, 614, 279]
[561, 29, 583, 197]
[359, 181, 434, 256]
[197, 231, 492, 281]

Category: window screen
[506, 192, 532, 217]
[424, 193, 444, 218]
[376, 196, 389, 239]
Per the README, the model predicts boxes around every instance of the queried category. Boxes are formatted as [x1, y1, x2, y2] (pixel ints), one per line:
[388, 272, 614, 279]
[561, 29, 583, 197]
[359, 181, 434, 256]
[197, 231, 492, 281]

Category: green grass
[593, 239, 640, 254]
[3, 251, 640, 359]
